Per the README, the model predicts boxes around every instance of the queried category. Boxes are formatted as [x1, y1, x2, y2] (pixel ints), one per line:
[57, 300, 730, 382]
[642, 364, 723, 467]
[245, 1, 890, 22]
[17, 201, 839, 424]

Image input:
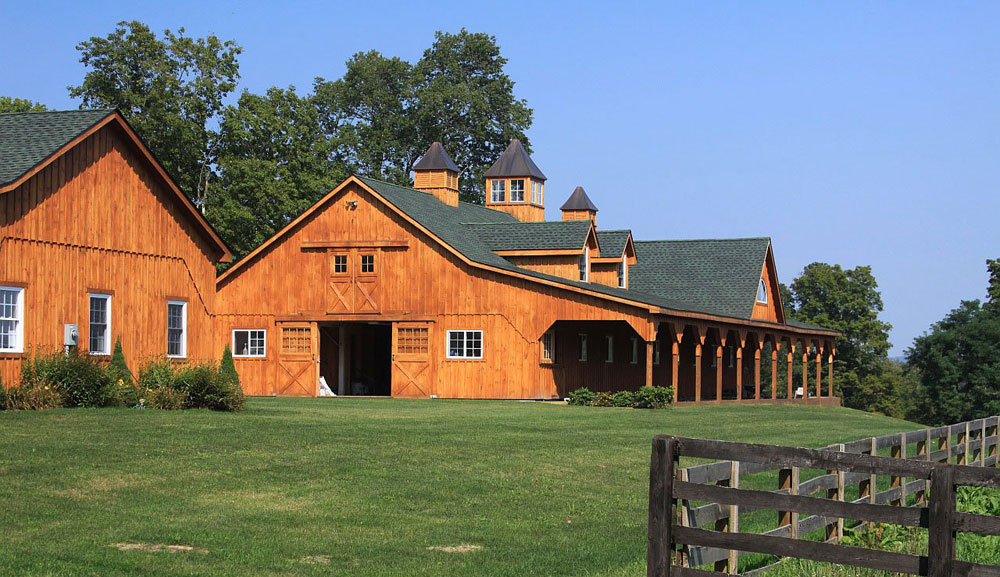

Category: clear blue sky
[3, 1, 999, 355]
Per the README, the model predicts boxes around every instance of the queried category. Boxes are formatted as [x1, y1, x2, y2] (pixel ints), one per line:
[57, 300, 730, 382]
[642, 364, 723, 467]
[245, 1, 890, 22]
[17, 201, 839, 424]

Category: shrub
[174, 363, 244, 412]
[633, 386, 673, 409]
[104, 377, 140, 407]
[6, 379, 63, 410]
[219, 345, 245, 408]
[567, 387, 595, 406]
[0, 375, 7, 410]
[591, 392, 614, 407]
[610, 390, 635, 407]
[107, 338, 133, 386]
[32, 350, 112, 408]
[138, 358, 175, 390]
[143, 386, 187, 410]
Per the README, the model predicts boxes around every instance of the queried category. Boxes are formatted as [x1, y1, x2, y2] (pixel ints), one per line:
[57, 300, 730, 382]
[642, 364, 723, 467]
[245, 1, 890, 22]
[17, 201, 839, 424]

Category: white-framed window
[510, 179, 525, 202]
[578, 333, 588, 362]
[618, 255, 627, 288]
[233, 329, 266, 358]
[88, 293, 111, 355]
[167, 300, 187, 358]
[531, 181, 537, 204]
[630, 337, 639, 364]
[579, 251, 589, 282]
[491, 179, 506, 203]
[757, 278, 768, 304]
[0, 286, 24, 353]
[605, 335, 614, 363]
[447, 330, 483, 359]
[541, 331, 556, 363]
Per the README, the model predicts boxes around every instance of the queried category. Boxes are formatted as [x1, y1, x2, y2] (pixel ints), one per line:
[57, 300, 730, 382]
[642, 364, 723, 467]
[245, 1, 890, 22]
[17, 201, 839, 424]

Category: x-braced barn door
[277, 322, 318, 396]
[391, 322, 433, 398]
[327, 250, 380, 314]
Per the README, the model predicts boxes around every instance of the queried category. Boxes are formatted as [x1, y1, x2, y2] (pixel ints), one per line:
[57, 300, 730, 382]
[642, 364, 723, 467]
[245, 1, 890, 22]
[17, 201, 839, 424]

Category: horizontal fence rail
[648, 417, 1000, 577]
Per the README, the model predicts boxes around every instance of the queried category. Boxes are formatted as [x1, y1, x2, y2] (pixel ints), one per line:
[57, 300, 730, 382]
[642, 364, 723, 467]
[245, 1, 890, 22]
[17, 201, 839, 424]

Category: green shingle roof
[0, 109, 115, 187]
[596, 230, 631, 258]
[630, 238, 771, 320]
[464, 220, 591, 252]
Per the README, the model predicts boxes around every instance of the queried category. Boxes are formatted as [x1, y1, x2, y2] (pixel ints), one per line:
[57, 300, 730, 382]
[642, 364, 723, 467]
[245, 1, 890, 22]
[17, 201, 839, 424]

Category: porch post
[815, 346, 823, 398]
[771, 340, 780, 400]
[786, 343, 794, 400]
[828, 351, 835, 398]
[645, 340, 655, 388]
[694, 343, 702, 403]
[671, 341, 680, 403]
[715, 344, 724, 404]
[802, 351, 809, 399]
[735, 347, 743, 401]
[754, 346, 762, 401]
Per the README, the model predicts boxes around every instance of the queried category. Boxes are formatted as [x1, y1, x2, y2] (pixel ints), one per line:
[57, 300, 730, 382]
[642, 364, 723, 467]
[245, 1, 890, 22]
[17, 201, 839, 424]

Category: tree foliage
[907, 260, 1000, 425]
[107, 337, 132, 386]
[0, 97, 48, 113]
[69, 21, 241, 206]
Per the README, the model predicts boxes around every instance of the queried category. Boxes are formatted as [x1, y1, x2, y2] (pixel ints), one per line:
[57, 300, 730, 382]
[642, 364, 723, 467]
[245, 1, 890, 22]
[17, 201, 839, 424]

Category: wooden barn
[0, 110, 231, 385]
[215, 140, 840, 402]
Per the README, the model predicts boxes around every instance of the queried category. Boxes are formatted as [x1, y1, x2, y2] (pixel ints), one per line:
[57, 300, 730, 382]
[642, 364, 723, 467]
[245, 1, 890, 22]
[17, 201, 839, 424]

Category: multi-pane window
[618, 256, 627, 288]
[360, 254, 375, 274]
[397, 327, 429, 355]
[447, 330, 483, 359]
[630, 337, 639, 364]
[579, 252, 589, 282]
[531, 181, 537, 204]
[233, 329, 266, 358]
[281, 327, 312, 354]
[491, 179, 506, 203]
[541, 331, 556, 362]
[0, 287, 24, 353]
[510, 179, 525, 202]
[333, 255, 348, 274]
[757, 279, 768, 304]
[578, 333, 588, 362]
[167, 301, 187, 357]
[605, 335, 614, 363]
[89, 294, 111, 355]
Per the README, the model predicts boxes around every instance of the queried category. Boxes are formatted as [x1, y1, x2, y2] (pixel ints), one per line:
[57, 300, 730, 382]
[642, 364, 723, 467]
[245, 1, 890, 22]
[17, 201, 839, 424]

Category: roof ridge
[0, 108, 115, 117]
[597, 229, 633, 233]
[354, 174, 516, 218]
[635, 237, 771, 244]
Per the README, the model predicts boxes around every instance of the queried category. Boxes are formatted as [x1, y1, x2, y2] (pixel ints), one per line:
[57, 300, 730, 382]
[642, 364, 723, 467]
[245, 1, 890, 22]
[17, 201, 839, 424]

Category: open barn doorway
[318, 322, 392, 396]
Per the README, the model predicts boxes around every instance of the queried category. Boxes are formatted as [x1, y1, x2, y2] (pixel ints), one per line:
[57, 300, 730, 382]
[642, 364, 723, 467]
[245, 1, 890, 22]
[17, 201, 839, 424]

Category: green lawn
[0, 399, 921, 577]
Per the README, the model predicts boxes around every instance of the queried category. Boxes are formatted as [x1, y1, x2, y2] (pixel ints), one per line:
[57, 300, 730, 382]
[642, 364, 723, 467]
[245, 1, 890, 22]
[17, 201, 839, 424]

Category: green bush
[142, 386, 187, 410]
[567, 387, 595, 406]
[219, 345, 245, 409]
[609, 390, 635, 407]
[138, 358, 175, 390]
[104, 377, 140, 407]
[0, 377, 7, 410]
[632, 386, 673, 409]
[174, 363, 244, 412]
[591, 392, 614, 407]
[32, 350, 112, 408]
[6, 379, 63, 410]
[107, 338, 133, 386]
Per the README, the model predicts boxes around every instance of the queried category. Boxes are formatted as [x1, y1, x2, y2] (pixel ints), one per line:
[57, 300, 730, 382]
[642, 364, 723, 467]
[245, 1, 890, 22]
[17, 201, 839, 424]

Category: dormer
[592, 230, 637, 289]
[561, 186, 598, 225]
[413, 142, 460, 207]
[484, 139, 546, 222]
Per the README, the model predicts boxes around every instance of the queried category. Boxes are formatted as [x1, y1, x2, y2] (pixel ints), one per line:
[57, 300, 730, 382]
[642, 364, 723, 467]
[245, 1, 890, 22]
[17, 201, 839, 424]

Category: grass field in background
[0, 399, 921, 577]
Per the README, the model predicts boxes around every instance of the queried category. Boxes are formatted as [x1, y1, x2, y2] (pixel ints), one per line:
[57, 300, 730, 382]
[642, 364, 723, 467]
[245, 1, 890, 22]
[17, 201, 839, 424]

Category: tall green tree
[984, 258, 1000, 316]
[0, 97, 48, 113]
[784, 263, 893, 408]
[69, 21, 241, 205]
[208, 86, 343, 260]
[412, 29, 534, 204]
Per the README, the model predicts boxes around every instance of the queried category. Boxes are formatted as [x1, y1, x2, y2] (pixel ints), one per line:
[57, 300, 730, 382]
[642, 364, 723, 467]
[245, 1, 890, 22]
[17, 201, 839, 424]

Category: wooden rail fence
[648, 417, 1000, 576]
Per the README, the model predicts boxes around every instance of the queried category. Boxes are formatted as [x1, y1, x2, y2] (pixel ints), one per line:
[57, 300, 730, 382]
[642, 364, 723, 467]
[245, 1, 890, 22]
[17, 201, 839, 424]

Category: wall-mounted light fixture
[345, 200, 358, 210]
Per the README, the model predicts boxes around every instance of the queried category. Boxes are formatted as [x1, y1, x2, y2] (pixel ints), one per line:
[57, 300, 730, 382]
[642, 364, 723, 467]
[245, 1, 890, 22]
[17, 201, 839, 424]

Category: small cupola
[560, 186, 598, 225]
[484, 139, 546, 222]
[413, 142, 460, 206]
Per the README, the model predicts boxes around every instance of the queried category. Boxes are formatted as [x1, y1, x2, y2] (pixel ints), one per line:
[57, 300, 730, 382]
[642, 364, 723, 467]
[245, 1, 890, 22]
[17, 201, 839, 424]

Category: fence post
[676, 469, 690, 568]
[959, 423, 969, 465]
[826, 444, 845, 542]
[648, 436, 676, 577]
[991, 416, 999, 467]
[981, 419, 988, 466]
[927, 465, 956, 577]
[725, 461, 740, 573]
[778, 466, 799, 539]
[917, 429, 930, 504]
[891, 433, 906, 506]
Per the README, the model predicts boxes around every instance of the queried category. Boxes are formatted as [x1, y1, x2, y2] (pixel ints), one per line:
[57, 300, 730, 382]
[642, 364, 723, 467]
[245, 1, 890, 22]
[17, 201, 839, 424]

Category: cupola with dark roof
[413, 141, 460, 206]
[484, 139, 546, 222]
[560, 186, 598, 224]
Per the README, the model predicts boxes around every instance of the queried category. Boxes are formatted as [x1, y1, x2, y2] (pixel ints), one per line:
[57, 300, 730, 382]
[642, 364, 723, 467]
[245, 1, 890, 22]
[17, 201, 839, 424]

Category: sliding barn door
[391, 322, 433, 398]
[276, 322, 318, 396]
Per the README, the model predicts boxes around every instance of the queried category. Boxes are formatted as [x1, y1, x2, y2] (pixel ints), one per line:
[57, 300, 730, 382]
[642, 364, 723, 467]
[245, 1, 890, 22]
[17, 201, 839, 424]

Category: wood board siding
[0, 123, 220, 385]
[751, 246, 782, 323]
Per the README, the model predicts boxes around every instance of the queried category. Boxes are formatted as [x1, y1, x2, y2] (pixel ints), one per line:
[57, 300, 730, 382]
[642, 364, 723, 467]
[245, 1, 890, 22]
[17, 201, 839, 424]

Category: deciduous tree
[0, 97, 47, 113]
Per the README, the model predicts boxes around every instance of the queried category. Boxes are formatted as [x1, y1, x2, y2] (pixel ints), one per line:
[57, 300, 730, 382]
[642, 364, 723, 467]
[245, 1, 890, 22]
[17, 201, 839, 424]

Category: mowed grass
[0, 399, 921, 577]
